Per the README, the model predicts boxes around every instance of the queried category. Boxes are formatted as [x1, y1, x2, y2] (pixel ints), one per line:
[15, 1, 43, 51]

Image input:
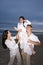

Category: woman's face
[7, 31, 11, 38]
[19, 18, 24, 23]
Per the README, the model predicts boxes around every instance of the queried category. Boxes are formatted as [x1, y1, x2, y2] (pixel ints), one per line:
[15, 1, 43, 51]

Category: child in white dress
[14, 16, 27, 50]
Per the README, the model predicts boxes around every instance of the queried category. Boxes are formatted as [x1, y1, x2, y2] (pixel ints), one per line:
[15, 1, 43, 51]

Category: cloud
[32, 21, 43, 25]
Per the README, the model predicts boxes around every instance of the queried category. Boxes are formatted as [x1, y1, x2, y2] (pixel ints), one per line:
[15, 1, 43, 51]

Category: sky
[0, 0, 43, 30]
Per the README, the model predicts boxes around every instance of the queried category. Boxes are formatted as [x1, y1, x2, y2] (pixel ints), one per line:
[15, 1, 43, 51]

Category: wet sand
[0, 34, 43, 65]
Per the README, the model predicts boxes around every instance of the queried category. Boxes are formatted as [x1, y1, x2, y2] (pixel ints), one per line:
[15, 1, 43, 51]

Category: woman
[2, 30, 21, 65]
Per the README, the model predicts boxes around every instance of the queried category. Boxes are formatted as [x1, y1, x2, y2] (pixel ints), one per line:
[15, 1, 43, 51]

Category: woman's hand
[18, 29, 22, 32]
[14, 27, 18, 31]
[14, 27, 22, 32]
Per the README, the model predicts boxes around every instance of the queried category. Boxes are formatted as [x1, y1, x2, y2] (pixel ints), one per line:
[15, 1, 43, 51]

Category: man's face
[26, 26, 32, 33]
[19, 18, 24, 23]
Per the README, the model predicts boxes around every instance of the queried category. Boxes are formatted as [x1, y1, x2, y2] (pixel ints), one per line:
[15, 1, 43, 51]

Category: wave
[0, 28, 43, 32]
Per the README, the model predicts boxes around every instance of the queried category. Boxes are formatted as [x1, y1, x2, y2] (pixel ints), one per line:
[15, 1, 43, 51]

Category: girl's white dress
[17, 23, 28, 49]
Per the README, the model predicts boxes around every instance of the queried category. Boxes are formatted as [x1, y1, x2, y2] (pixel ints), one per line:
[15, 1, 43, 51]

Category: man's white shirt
[23, 33, 40, 55]
[28, 33, 40, 48]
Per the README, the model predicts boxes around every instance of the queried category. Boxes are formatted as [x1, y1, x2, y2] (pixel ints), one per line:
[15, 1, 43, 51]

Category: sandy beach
[0, 34, 43, 65]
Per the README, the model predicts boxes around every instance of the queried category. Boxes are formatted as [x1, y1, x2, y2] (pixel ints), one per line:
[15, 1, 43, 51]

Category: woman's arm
[11, 33, 20, 40]
[14, 27, 18, 31]
[14, 26, 22, 32]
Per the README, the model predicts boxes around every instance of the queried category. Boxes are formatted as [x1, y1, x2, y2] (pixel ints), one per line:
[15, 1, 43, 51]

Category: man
[26, 25, 40, 46]
[21, 24, 40, 65]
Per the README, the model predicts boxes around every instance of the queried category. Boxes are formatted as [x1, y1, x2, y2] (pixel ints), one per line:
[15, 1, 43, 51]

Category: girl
[14, 16, 27, 50]
[2, 30, 21, 65]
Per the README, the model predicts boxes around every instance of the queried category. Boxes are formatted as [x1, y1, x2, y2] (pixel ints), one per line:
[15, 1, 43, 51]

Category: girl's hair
[19, 16, 25, 24]
[2, 30, 8, 49]
[19, 16, 25, 20]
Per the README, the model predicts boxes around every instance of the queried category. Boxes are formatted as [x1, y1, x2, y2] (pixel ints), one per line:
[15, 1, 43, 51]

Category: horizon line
[0, 28, 43, 32]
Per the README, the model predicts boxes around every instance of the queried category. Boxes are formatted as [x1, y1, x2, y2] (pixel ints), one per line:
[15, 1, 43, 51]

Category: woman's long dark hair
[2, 30, 8, 49]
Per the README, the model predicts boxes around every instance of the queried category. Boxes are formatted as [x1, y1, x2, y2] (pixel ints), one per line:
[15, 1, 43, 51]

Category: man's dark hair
[19, 16, 25, 20]
[27, 25, 32, 28]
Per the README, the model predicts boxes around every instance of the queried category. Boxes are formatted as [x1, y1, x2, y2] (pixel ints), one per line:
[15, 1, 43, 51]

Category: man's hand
[27, 39, 33, 44]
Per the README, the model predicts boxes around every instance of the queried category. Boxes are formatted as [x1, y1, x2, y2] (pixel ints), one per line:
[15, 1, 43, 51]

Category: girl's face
[7, 31, 11, 38]
[19, 18, 24, 23]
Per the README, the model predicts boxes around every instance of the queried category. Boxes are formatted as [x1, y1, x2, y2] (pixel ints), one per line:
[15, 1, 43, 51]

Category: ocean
[0, 22, 43, 37]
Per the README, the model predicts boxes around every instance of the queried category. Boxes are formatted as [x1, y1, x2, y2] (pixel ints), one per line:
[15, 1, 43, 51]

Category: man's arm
[28, 39, 41, 46]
